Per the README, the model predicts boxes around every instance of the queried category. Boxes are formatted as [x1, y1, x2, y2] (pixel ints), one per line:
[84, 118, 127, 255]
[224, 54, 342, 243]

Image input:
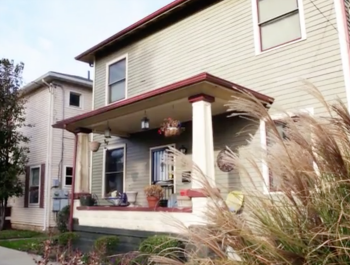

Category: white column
[189, 94, 215, 216]
[75, 132, 90, 193]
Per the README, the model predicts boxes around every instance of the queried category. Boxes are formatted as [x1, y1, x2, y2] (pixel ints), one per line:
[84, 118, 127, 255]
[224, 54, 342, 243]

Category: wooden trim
[76, 206, 192, 213]
[74, 127, 92, 134]
[188, 93, 215, 103]
[40, 163, 45, 208]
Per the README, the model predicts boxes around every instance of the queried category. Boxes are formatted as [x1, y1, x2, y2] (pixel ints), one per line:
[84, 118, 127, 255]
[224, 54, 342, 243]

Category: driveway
[0, 246, 59, 265]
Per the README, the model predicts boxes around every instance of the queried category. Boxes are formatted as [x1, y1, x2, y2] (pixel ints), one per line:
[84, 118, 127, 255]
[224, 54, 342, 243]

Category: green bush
[57, 232, 79, 246]
[56, 205, 70, 233]
[94, 235, 119, 256]
[139, 235, 183, 257]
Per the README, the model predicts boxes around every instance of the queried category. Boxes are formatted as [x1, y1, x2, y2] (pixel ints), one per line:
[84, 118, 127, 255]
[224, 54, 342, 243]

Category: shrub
[57, 232, 79, 247]
[139, 235, 183, 258]
[111, 251, 149, 265]
[94, 235, 119, 256]
[56, 205, 70, 233]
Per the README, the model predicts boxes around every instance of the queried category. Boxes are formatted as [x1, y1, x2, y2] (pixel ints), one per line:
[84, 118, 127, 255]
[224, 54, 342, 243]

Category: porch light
[141, 117, 149, 130]
[179, 145, 187, 154]
[104, 127, 111, 138]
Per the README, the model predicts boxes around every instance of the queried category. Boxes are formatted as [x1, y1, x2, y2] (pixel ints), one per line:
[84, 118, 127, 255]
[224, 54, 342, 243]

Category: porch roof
[52, 72, 274, 134]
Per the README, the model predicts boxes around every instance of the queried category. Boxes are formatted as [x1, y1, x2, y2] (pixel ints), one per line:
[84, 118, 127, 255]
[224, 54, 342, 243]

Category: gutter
[69, 132, 79, 231]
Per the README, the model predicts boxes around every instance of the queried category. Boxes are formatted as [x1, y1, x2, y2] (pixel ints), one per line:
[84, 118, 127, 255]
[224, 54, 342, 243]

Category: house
[10, 71, 93, 231]
[53, 0, 350, 251]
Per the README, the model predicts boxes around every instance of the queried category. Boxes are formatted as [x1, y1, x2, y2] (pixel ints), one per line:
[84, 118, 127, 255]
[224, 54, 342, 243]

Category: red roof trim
[75, 0, 192, 62]
[52, 72, 274, 129]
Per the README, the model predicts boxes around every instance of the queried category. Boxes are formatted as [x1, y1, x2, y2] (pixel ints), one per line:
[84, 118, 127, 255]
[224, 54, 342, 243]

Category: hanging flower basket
[89, 141, 101, 152]
[158, 118, 185, 137]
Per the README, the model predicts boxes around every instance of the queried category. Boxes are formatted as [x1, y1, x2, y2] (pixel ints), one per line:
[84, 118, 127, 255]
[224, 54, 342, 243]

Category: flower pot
[89, 141, 101, 152]
[164, 127, 181, 137]
[147, 196, 160, 208]
[80, 194, 96, 206]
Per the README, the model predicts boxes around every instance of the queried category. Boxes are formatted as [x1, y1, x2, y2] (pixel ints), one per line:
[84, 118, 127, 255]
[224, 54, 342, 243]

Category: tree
[0, 58, 30, 230]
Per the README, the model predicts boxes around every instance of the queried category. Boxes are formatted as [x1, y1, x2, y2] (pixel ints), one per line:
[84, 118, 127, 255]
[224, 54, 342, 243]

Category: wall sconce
[179, 145, 187, 154]
[141, 117, 149, 130]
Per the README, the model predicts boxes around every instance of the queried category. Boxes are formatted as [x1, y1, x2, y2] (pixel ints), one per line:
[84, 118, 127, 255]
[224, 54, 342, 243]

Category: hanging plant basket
[89, 141, 101, 152]
[158, 118, 185, 137]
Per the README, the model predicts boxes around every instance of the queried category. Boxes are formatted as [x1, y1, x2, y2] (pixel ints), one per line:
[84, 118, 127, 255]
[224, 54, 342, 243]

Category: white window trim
[29, 165, 41, 206]
[149, 144, 176, 194]
[261, 107, 314, 194]
[105, 54, 128, 106]
[252, 0, 307, 55]
[101, 143, 126, 198]
[67, 90, 84, 110]
[63, 165, 73, 187]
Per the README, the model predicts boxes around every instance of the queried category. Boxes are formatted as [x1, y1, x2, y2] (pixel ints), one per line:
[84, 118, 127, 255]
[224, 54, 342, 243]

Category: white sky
[0, 0, 172, 84]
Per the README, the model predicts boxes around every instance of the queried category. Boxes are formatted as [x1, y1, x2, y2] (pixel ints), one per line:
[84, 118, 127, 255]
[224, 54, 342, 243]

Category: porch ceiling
[52, 72, 274, 135]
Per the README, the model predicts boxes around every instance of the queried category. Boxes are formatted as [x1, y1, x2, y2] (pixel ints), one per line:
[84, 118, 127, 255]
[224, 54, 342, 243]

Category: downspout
[69, 132, 78, 231]
[42, 80, 54, 231]
[335, 0, 350, 110]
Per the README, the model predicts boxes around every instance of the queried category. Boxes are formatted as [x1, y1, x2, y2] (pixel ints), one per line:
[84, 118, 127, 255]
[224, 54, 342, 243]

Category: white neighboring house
[9, 71, 93, 231]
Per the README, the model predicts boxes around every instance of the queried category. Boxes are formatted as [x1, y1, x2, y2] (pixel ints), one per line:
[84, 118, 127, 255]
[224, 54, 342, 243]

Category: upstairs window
[107, 57, 126, 103]
[257, 0, 302, 51]
[69, 92, 81, 108]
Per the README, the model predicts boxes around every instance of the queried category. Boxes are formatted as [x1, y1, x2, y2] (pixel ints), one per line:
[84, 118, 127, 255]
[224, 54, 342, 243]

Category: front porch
[53, 72, 273, 234]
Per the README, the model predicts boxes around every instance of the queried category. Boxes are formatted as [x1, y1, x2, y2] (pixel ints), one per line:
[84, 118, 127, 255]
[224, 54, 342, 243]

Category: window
[104, 146, 125, 195]
[107, 58, 126, 103]
[64, 166, 73, 186]
[257, 0, 302, 51]
[29, 167, 40, 204]
[69, 92, 81, 108]
[150, 146, 175, 198]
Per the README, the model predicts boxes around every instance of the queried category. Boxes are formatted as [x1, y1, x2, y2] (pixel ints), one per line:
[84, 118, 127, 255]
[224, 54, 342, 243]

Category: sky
[0, 0, 173, 85]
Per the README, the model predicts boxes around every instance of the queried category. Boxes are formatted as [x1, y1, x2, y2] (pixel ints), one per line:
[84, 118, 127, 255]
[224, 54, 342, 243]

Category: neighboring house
[53, 0, 350, 251]
[10, 72, 93, 231]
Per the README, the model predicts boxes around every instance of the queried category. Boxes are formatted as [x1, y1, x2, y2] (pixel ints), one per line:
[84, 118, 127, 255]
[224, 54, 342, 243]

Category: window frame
[261, 108, 314, 194]
[29, 165, 41, 206]
[105, 54, 128, 105]
[252, 0, 307, 55]
[102, 143, 126, 198]
[63, 165, 73, 187]
[68, 91, 83, 109]
[149, 144, 176, 194]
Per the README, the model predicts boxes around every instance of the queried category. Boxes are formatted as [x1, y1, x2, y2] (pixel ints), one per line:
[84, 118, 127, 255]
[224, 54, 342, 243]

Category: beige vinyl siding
[91, 0, 346, 197]
[50, 82, 92, 227]
[10, 87, 49, 230]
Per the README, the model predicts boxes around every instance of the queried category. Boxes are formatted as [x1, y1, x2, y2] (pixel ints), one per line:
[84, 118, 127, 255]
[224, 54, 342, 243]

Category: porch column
[75, 130, 91, 193]
[189, 94, 215, 215]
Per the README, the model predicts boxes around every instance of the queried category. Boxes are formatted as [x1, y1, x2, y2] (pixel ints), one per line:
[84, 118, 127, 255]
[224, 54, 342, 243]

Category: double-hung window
[105, 146, 125, 195]
[257, 0, 302, 51]
[29, 166, 40, 204]
[150, 146, 175, 198]
[107, 57, 126, 103]
[64, 166, 73, 186]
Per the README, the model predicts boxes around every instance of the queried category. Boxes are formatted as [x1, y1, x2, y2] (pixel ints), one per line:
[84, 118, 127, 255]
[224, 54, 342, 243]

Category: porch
[53, 72, 273, 233]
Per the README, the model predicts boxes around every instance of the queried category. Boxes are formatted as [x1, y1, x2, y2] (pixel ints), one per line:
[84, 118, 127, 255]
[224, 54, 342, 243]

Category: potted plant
[79, 194, 97, 206]
[89, 141, 101, 152]
[144, 185, 164, 208]
[158, 117, 185, 137]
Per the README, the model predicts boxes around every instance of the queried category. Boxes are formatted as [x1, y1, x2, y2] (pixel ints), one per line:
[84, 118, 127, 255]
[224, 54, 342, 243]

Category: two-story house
[10, 71, 92, 231]
[53, 0, 350, 251]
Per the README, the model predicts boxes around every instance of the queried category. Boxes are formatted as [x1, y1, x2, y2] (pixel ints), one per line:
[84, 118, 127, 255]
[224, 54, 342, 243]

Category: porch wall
[90, 114, 260, 205]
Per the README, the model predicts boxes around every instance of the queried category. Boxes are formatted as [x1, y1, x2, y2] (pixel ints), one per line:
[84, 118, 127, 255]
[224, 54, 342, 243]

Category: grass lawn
[0, 238, 45, 254]
[0, 229, 45, 239]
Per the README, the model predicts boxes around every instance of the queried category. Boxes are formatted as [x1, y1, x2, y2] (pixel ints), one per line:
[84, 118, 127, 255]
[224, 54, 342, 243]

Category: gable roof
[75, 0, 223, 63]
[21, 71, 93, 96]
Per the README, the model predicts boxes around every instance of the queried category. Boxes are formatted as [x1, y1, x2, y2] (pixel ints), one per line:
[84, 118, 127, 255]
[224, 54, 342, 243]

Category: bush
[56, 205, 70, 233]
[139, 235, 183, 257]
[111, 251, 149, 265]
[94, 235, 119, 256]
[57, 232, 79, 247]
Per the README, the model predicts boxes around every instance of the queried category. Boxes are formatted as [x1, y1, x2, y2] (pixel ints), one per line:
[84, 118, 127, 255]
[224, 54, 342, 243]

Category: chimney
[87, 70, 90, 80]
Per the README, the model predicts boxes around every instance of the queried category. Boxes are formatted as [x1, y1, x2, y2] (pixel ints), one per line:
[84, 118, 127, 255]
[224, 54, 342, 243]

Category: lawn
[0, 238, 45, 254]
[0, 229, 45, 239]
